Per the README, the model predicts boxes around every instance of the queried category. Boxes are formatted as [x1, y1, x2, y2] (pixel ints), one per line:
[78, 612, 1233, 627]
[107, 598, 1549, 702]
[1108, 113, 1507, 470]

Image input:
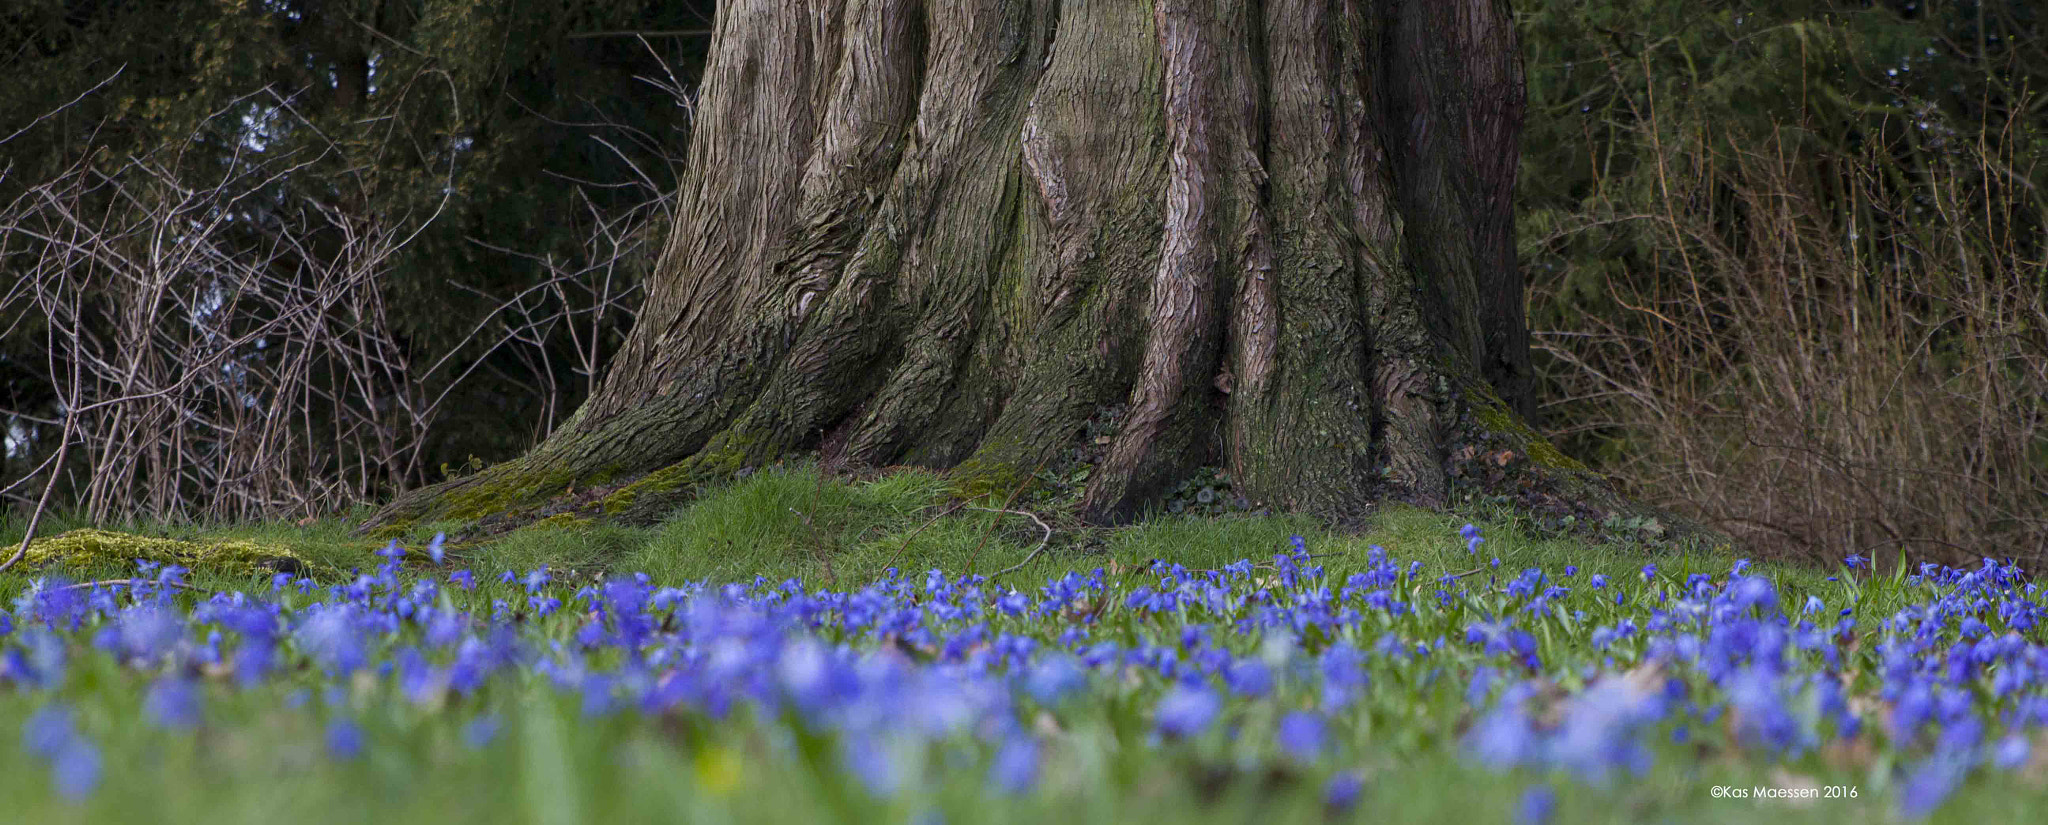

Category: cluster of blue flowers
[2, 528, 2043, 819]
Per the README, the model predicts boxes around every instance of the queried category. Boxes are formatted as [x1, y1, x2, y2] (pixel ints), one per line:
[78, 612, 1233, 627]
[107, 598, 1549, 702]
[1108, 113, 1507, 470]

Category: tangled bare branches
[0, 88, 666, 529]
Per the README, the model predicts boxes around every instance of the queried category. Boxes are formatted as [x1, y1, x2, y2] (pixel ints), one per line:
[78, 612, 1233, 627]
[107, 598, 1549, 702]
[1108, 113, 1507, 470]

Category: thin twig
[890, 500, 968, 573]
[0, 338, 80, 576]
[980, 507, 1055, 582]
[965, 458, 1049, 577]
[55, 578, 215, 595]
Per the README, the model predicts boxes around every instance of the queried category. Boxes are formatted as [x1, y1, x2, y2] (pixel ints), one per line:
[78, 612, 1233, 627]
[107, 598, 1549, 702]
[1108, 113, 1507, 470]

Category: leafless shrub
[0, 86, 667, 527]
[1530, 100, 2048, 567]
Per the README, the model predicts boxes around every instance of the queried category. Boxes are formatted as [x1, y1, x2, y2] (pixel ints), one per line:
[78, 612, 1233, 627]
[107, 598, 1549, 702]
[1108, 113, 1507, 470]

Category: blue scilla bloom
[296, 605, 367, 675]
[1460, 523, 1484, 554]
[1729, 576, 1777, 615]
[463, 715, 501, 749]
[1154, 686, 1220, 738]
[1024, 654, 1085, 704]
[1994, 734, 2030, 770]
[1547, 677, 1662, 783]
[1466, 666, 1496, 708]
[844, 733, 906, 796]
[2, 628, 67, 688]
[117, 604, 184, 663]
[1517, 785, 1557, 825]
[988, 735, 1040, 794]
[23, 704, 100, 800]
[23, 703, 77, 758]
[1324, 772, 1364, 811]
[1726, 668, 1803, 752]
[1466, 702, 1539, 769]
[1898, 754, 1967, 817]
[1225, 659, 1274, 697]
[144, 677, 202, 730]
[326, 719, 364, 760]
[51, 736, 101, 801]
[427, 532, 447, 565]
[1276, 711, 1326, 761]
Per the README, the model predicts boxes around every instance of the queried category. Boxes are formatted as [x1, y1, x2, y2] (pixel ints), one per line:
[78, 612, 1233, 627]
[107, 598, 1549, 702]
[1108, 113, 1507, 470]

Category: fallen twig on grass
[55, 578, 216, 595]
[890, 500, 970, 575]
[980, 506, 1054, 582]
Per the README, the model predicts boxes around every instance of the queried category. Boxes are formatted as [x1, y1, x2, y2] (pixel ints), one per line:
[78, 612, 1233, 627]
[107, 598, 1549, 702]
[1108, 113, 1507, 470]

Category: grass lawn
[1, 464, 2041, 824]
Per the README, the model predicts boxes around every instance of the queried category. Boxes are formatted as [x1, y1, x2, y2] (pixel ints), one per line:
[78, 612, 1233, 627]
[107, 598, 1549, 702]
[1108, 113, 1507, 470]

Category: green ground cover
[0, 465, 2041, 824]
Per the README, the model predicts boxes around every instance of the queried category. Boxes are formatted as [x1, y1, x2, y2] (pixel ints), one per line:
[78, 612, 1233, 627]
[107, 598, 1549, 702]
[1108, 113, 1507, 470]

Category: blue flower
[21, 704, 98, 801]
[1466, 704, 1538, 769]
[326, 719, 364, 760]
[144, 677, 202, 730]
[1546, 677, 1660, 783]
[1994, 734, 2030, 770]
[427, 532, 447, 565]
[1324, 772, 1365, 810]
[1276, 711, 1326, 760]
[117, 604, 184, 663]
[988, 735, 1040, 794]
[463, 715, 501, 749]
[1517, 785, 1557, 825]
[1898, 755, 1967, 817]
[1024, 655, 1085, 705]
[23, 703, 76, 758]
[1154, 686, 1220, 738]
[844, 734, 905, 796]
[1224, 659, 1274, 697]
[51, 736, 101, 801]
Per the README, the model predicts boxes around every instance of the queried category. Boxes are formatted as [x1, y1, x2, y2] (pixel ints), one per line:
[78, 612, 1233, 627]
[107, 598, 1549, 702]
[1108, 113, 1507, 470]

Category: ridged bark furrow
[359, 0, 1612, 539]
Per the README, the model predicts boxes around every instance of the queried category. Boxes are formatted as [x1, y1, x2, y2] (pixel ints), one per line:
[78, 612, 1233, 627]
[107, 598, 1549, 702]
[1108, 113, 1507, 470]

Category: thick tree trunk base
[355, 0, 1725, 554]
[356, 372, 1727, 556]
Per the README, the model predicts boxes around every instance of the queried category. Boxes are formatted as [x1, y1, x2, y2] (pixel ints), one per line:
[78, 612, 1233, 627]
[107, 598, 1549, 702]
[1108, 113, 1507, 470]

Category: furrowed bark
[1078, 0, 1251, 522]
[947, 0, 1168, 498]
[358, 0, 1727, 556]
[1386, 0, 1532, 420]
[1225, 0, 1388, 516]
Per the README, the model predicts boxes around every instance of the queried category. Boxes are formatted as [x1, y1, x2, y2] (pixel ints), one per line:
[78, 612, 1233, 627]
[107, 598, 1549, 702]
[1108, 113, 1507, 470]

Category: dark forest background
[2, 0, 2042, 564]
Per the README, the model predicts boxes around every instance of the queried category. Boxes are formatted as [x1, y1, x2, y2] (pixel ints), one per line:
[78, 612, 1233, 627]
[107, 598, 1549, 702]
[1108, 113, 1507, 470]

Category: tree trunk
[359, 0, 1713, 547]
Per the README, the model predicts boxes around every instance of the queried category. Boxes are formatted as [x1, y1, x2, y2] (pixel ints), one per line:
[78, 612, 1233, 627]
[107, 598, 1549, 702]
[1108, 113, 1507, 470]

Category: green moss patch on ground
[16, 528, 331, 578]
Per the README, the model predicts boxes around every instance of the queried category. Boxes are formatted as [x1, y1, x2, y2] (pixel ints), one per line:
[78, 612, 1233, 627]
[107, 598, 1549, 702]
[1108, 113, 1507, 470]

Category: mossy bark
[357, 0, 1723, 550]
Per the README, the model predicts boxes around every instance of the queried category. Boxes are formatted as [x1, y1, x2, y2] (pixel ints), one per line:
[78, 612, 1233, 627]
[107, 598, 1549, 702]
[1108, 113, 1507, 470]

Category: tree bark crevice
[356, 0, 1731, 555]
